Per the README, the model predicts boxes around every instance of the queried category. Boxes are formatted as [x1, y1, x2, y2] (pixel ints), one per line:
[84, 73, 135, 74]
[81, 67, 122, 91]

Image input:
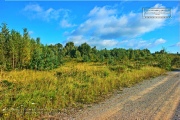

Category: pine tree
[30, 38, 42, 70]
[0, 23, 10, 70]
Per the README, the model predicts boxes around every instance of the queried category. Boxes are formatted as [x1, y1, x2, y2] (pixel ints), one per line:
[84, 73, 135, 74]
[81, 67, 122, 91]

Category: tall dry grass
[0, 62, 165, 119]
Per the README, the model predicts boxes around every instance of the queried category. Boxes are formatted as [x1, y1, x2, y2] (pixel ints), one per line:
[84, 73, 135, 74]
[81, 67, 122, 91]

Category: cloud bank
[67, 4, 168, 49]
[23, 3, 178, 50]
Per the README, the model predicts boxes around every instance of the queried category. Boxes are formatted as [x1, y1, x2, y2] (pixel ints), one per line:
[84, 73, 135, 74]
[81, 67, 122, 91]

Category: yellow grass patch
[0, 62, 165, 119]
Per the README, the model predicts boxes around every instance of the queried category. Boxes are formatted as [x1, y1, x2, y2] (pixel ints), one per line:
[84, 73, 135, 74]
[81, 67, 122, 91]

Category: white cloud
[71, 4, 166, 40]
[171, 6, 180, 22]
[172, 6, 178, 16]
[120, 38, 166, 49]
[88, 6, 116, 18]
[28, 31, 34, 35]
[24, 4, 43, 12]
[153, 4, 165, 8]
[66, 36, 166, 50]
[177, 42, 180, 47]
[23, 4, 76, 28]
[154, 38, 166, 45]
[23, 4, 71, 23]
[60, 19, 76, 28]
[66, 4, 168, 49]
[170, 42, 180, 47]
[101, 39, 118, 47]
[66, 35, 87, 46]
[66, 35, 119, 49]
[89, 38, 119, 49]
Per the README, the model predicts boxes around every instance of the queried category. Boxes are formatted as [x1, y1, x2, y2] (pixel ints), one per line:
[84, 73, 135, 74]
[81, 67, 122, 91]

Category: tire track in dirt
[107, 72, 179, 120]
[128, 73, 177, 101]
[153, 84, 180, 120]
[93, 72, 178, 120]
[111, 77, 179, 120]
[145, 80, 179, 119]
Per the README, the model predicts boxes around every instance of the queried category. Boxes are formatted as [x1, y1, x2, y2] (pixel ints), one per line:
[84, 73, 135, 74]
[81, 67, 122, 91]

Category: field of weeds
[0, 62, 165, 119]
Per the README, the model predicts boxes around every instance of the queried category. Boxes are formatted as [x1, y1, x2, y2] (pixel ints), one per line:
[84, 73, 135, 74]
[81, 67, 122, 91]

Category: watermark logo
[143, 8, 171, 19]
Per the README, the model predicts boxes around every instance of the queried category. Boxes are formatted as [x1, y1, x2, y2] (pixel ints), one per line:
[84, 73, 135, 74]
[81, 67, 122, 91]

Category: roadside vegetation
[0, 23, 179, 119]
[0, 63, 165, 119]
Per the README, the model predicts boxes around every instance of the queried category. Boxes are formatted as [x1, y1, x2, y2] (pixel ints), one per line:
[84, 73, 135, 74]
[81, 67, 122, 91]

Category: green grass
[0, 62, 165, 119]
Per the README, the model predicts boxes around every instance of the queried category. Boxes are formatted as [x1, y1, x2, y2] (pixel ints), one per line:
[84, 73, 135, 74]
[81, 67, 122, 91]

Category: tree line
[0, 23, 179, 71]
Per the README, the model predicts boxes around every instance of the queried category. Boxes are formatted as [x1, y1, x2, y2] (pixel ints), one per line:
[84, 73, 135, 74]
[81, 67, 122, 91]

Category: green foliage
[108, 57, 114, 65]
[75, 50, 81, 59]
[64, 41, 76, 57]
[0, 80, 13, 87]
[78, 42, 91, 57]
[129, 49, 135, 60]
[82, 55, 90, 62]
[0, 23, 62, 71]
[109, 65, 128, 73]
[155, 50, 172, 70]
[0, 23, 178, 72]
[171, 55, 180, 68]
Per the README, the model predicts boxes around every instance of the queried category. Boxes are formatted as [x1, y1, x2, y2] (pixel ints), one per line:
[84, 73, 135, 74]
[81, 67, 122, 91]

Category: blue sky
[0, 1, 179, 53]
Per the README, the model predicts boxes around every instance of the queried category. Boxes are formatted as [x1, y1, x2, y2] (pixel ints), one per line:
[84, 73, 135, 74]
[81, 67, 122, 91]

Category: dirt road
[62, 70, 180, 120]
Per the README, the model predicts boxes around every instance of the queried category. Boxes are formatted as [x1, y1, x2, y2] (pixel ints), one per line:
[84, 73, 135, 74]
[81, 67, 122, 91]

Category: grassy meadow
[0, 61, 165, 119]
